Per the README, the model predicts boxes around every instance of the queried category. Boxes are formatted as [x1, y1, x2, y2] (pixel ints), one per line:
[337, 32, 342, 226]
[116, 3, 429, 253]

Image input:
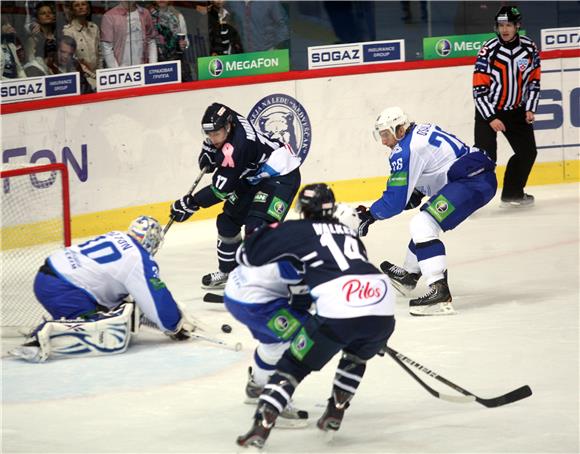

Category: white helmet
[373, 106, 410, 142]
[128, 216, 164, 255]
[333, 203, 361, 232]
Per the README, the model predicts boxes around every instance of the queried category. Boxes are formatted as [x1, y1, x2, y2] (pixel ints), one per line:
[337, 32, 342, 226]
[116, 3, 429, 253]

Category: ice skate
[409, 278, 456, 316]
[500, 193, 534, 208]
[8, 339, 46, 363]
[201, 271, 229, 290]
[236, 403, 278, 449]
[380, 261, 421, 295]
[277, 400, 309, 429]
[244, 367, 263, 404]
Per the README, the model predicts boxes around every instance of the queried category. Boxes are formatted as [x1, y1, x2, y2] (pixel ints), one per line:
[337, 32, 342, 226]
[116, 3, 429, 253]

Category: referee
[472, 6, 541, 207]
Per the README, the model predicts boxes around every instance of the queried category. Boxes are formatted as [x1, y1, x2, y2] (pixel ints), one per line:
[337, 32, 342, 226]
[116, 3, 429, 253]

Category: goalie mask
[128, 216, 164, 255]
[373, 106, 410, 143]
[201, 103, 233, 133]
[296, 183, 336, 221]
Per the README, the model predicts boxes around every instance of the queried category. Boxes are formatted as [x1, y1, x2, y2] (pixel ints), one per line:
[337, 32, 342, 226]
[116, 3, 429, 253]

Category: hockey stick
[385, 346, 532, 408]
[191, 333, 242, 352]
[139, 314, 241, 351]
[203, 292, 224, 303]
[163, 166, 210, 235]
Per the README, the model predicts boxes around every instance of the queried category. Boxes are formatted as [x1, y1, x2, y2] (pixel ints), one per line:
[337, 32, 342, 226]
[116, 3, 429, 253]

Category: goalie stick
[163, 166, 209, 235]
[139, 315, 242, 351]
[203, 292, 224, 303]
[385, 346, 532, 408]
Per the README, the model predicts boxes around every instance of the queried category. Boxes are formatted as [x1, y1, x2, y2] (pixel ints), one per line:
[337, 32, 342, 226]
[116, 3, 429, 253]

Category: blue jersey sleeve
[370, 139, 411, 220]
[126, 246, 181, 332]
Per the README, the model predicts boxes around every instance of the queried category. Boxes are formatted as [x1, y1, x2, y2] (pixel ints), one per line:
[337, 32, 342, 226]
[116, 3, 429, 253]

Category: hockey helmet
[495, 6, 522, 25]
[201, 103, 233, 133]
[334, 203, 361, 231]
[373, 106, 410, 142]
[128, 216, 164, 255]
[296, 183, 336, 220]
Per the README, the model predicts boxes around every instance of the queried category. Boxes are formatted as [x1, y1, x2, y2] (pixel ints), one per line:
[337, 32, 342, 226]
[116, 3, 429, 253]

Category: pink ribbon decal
[221, 143, 235, 168]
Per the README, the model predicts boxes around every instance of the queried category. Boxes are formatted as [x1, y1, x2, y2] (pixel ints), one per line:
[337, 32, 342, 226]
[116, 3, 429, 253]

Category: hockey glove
[168, 309, 196, 341]
[198, 142, 217, 172]
[356, 205, 376, 237]
[171, 194, 200, 222]
[289, 284, 313, 312]
[404, 189, 425, 210]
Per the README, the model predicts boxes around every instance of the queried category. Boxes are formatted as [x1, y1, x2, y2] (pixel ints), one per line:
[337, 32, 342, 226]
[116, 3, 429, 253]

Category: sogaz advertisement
[197, 50, 289, 80]
[423, 31, 526, 60]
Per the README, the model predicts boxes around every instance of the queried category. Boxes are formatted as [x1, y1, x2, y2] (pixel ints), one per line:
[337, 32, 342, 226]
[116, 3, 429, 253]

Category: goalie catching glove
[356, 205, 376, 237]
[171, 194, 200, 222]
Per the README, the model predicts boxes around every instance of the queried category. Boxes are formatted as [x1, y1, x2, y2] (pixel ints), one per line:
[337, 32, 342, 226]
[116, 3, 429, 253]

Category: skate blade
[499, 200, 534, 208]
[201, 283, 226, 290]
[316, 428, 337, 443]
[409, 302, 457, 316]
[389, 279, 416, 296]
[276, 417, 309, 429]
[244, 397, 259, 405]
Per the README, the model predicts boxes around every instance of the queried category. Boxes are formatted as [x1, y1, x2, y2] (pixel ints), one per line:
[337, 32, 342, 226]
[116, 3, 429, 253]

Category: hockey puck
[221, 324, 232, 333]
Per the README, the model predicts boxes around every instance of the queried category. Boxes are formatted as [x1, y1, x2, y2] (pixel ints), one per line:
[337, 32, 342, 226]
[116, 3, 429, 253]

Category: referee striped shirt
[472, 34, 541, 121]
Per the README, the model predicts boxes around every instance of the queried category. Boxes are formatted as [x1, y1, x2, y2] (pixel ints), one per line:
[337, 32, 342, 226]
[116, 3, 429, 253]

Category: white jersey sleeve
[225, 261, 303, 304]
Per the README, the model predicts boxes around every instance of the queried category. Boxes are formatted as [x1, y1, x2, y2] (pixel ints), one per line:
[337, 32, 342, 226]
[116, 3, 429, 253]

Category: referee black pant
[474, 106, 537, 200]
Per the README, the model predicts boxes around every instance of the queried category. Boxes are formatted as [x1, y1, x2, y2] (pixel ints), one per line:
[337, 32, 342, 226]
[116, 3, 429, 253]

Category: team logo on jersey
[290, 327, 314, 360]
[253, 191, 268, 203]
[267, 197, 288, 221]
[341, 278, 388, 307]
[516, 58, 529, 71]
[426, 195, 456, 222]
[248, 94, 312, 162]
[208, 58, 224, 77]
[267, 309, 301, 340]
[435, 39, 452, 57]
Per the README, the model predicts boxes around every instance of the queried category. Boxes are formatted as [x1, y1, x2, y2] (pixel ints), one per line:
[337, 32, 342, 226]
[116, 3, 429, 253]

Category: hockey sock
[403, 240, 421, 273]
[258, 371, 300, 415]
[217, 233, 242, 273]
[333, 352, 367, 399]
[415, 239, 447, 285]
[253, 343, 290, 386]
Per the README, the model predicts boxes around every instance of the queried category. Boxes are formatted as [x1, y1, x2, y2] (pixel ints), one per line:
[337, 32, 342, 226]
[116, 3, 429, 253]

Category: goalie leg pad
[24, 304, 133, 362]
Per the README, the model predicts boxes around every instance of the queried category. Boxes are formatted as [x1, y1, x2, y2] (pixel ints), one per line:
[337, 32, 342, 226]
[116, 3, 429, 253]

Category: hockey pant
[256, 315, 395, 416]
[224, 295, 311, 385]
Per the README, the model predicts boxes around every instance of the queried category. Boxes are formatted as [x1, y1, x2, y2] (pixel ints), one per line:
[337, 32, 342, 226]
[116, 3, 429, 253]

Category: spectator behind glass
[62, 0, 100, 90]
[149, 1, 193, 81]
[45, 35, 93, 93]
[208, 0, 243, 55]
[227, 1, 289, 53]
[1, 22, 26, 79]
[24, 1, 57, 76]
[100, 1, 157, 68]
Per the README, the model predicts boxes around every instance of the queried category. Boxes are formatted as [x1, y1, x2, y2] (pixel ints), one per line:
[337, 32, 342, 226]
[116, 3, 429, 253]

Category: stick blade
[477, 385, 532, 408]
[203, 293, 224, 303]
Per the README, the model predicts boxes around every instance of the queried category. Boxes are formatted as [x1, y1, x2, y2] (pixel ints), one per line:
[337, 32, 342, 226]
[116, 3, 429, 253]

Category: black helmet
[201, 103, 232, 132]
[495, 6, 522, 24]
[296, 183, 336, 220]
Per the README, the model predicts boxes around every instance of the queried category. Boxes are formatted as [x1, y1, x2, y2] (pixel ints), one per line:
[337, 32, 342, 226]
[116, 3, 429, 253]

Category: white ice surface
[2, 183, 579, 454]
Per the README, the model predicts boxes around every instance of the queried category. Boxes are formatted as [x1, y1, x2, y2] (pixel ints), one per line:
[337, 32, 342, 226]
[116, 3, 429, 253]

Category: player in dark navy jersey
[235, 183, 396, 449]
[170, 103, 302, 289]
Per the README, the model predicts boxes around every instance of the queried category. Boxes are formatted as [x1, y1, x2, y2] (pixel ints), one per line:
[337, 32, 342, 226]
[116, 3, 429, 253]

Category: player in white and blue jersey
[356, 107, 497, 316]
[9, 216, 195, 362]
